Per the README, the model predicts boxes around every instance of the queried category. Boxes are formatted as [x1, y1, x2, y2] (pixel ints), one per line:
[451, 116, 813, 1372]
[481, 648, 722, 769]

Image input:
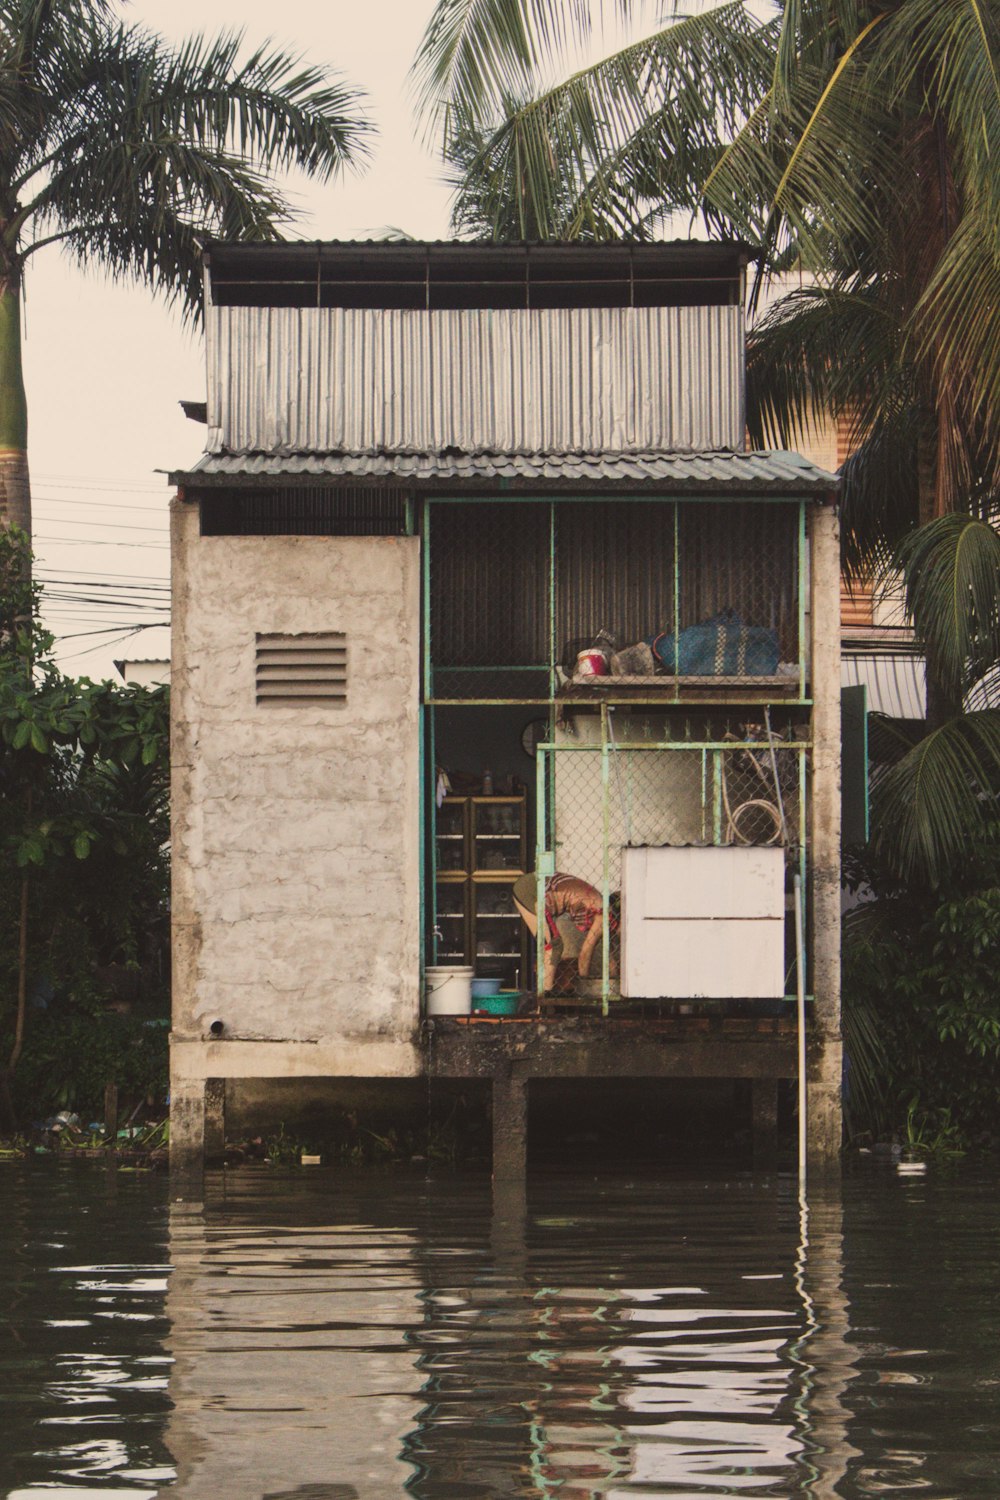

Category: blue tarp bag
[649, 610, 780, 676]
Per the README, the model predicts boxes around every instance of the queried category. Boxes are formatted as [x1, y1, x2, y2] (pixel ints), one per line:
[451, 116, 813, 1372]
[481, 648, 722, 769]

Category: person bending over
[512, 871, 612, 994]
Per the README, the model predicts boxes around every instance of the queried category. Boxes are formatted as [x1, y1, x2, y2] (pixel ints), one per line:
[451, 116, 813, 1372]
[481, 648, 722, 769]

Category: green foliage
[869, 711, 1000, 887]
[844, 836, 1000, 1145]
[418, 1, 1000, 537]
[0, 530, 171, 1103]
[895, 517, 1000, 703]
[10, 1010, 167, 1120]
[0, 0, 371, 317]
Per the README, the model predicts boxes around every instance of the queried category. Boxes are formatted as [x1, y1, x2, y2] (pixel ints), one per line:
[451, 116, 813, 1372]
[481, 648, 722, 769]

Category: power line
[33, 495, 170, 514]
[34, 535, 168, 549]
[33, 513, 167, 534]
[56, 623, 168, 640]
[36, 567, 169, 583]
[37, 576, 170, 590]
[59, 627, 164, 662]
[33, 473, 170, 493]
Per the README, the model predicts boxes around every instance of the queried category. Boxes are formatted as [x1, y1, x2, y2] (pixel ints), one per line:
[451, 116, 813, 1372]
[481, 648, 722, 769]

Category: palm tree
[414, 0, 1000, 884]
[0, 0, 371, 539]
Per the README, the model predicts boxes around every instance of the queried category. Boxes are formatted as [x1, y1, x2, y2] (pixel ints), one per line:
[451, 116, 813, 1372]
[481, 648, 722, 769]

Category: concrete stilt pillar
[492, 1071, 528, 1184]
[808, 1038, 844, 1173]
[170, 1079, 206, 1176]
[751, 1077, 779, 1169]
[809, 500, 843, 1169]
[492, 1177, 528, 1270]
[204, 1079, 226, 1161]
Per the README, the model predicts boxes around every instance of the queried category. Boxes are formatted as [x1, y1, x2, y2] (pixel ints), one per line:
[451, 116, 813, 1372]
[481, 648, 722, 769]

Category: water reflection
[164, 1189, 423, 1497]
[5, 1164, 1000, 1497]
[1, 1165, 174, 1497]
[402, 1180, 821, 1497]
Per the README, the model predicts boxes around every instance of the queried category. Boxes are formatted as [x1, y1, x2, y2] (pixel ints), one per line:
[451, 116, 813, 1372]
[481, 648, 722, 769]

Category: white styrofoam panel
[621, 845, 786, 998]
[629, 845, 785, 919]
[623, 917, 786, 998]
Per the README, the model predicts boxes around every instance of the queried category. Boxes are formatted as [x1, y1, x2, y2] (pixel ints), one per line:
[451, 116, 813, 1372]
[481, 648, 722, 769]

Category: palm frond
[873, 0, 1000, 225]
[412, 0, 600, 131]
[706, 54, 904, 257]
[838, 411, 922, 579]
[747, 284, 904, 443]
[440, 3, 776, 240]
[871, 710, 1000, 885]
[893, 516, 1000, 701]
[10, 12, 371, 315]
[913, 211, 1000, 452]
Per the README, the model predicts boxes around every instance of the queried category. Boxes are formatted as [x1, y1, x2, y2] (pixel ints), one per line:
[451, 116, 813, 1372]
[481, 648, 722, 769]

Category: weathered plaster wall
[171, 502, 421, 1060]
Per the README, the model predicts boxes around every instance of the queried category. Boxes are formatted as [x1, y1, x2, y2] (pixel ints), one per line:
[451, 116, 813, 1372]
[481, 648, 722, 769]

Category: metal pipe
[601, 708, 611, 1018]
[763, 705, 789, 844]
[793, 870, 807, 1189]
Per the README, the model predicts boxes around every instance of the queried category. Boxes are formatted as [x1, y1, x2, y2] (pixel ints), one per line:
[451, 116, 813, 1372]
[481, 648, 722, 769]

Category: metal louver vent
[255, 632, 347, 707]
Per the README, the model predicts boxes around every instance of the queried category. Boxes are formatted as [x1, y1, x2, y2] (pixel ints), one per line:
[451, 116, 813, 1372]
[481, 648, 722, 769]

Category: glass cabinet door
[472, 798, 524, 873]
[434, 878, 467, 962]
[435, 798, 467, 873]
[473, 881, 524, 987]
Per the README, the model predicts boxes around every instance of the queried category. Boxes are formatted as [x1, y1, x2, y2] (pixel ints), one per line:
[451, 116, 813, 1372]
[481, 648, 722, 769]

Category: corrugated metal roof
[172, 448, 837, 493]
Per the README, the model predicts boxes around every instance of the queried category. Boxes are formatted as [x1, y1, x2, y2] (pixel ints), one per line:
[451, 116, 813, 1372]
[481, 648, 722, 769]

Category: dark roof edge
[167, 449, 838, 496]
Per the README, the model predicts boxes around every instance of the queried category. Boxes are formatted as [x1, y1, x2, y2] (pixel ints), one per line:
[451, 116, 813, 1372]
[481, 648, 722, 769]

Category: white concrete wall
[171, 503, 421, 1057]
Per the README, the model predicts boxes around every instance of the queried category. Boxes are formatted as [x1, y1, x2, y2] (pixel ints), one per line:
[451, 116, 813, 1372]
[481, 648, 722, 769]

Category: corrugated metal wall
[206, 305, 743, 455]
[429, 499, 800, 699]
[199, 486, 408, 535]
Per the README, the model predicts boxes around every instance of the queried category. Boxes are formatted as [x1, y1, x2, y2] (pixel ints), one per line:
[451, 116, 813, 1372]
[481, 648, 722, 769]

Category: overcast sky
[30, 0, 453, 677]
[30, 0, 731, 678]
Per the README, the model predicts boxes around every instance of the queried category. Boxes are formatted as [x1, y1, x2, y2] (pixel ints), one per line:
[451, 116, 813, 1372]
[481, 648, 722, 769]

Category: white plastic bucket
[425, 965, 474, 1016]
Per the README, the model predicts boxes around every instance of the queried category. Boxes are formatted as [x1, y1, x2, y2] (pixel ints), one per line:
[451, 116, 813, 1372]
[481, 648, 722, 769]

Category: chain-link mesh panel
[427, 499, 803, 702]
[536, 732, 807, 1001]
[542, 738, 803, 876]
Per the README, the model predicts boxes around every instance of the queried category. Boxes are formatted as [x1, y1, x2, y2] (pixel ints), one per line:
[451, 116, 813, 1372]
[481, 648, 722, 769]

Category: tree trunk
[0, 275, 30, 537]
[916, 415, 937, 529]
[9, 871, 28, 1075]
[915, 413, 960, 725]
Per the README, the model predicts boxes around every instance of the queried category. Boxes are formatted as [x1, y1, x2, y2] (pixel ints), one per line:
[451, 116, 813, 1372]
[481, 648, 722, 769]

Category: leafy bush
[844, 832, 1000, 1146]
[11, 1007, 168, 1121]
[1, 528, 170, 1126]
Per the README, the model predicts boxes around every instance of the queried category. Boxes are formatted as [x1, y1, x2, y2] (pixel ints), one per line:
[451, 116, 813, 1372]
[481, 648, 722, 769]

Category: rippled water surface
[3, 1161, 1000, 1497]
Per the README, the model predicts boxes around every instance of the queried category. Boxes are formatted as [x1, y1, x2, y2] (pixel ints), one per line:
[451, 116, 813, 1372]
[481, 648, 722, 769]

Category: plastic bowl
[474, 992, 519, 1016]
[470, 977, 503, 998]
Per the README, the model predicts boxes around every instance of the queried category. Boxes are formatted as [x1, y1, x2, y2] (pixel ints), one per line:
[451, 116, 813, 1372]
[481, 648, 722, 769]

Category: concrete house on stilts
[169, 241, 842, 1175]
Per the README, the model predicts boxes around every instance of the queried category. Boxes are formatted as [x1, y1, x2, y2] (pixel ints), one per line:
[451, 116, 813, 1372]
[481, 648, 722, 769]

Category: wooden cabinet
[434, 795, 529, 986]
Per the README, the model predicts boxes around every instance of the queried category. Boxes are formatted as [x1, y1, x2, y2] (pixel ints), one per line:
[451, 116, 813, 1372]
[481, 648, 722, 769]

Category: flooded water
[2, 1161, 1000, 1498]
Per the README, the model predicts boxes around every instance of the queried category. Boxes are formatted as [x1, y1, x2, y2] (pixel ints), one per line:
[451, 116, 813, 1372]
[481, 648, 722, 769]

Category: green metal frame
[421, 493, 815, 1008]
[533, 729, 813, 1011]
[422, 494, 812, 707]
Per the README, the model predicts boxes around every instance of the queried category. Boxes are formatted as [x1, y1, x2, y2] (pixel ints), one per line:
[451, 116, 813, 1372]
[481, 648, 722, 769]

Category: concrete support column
[809, 500, 843, 1169]
[170, 1078, 206, 1176]
[751, 1078, 779, 1169]
[492, 1071, 528, 1183]
[808, 1038, 844, 1173]
[204, 1079, 226, 1161]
